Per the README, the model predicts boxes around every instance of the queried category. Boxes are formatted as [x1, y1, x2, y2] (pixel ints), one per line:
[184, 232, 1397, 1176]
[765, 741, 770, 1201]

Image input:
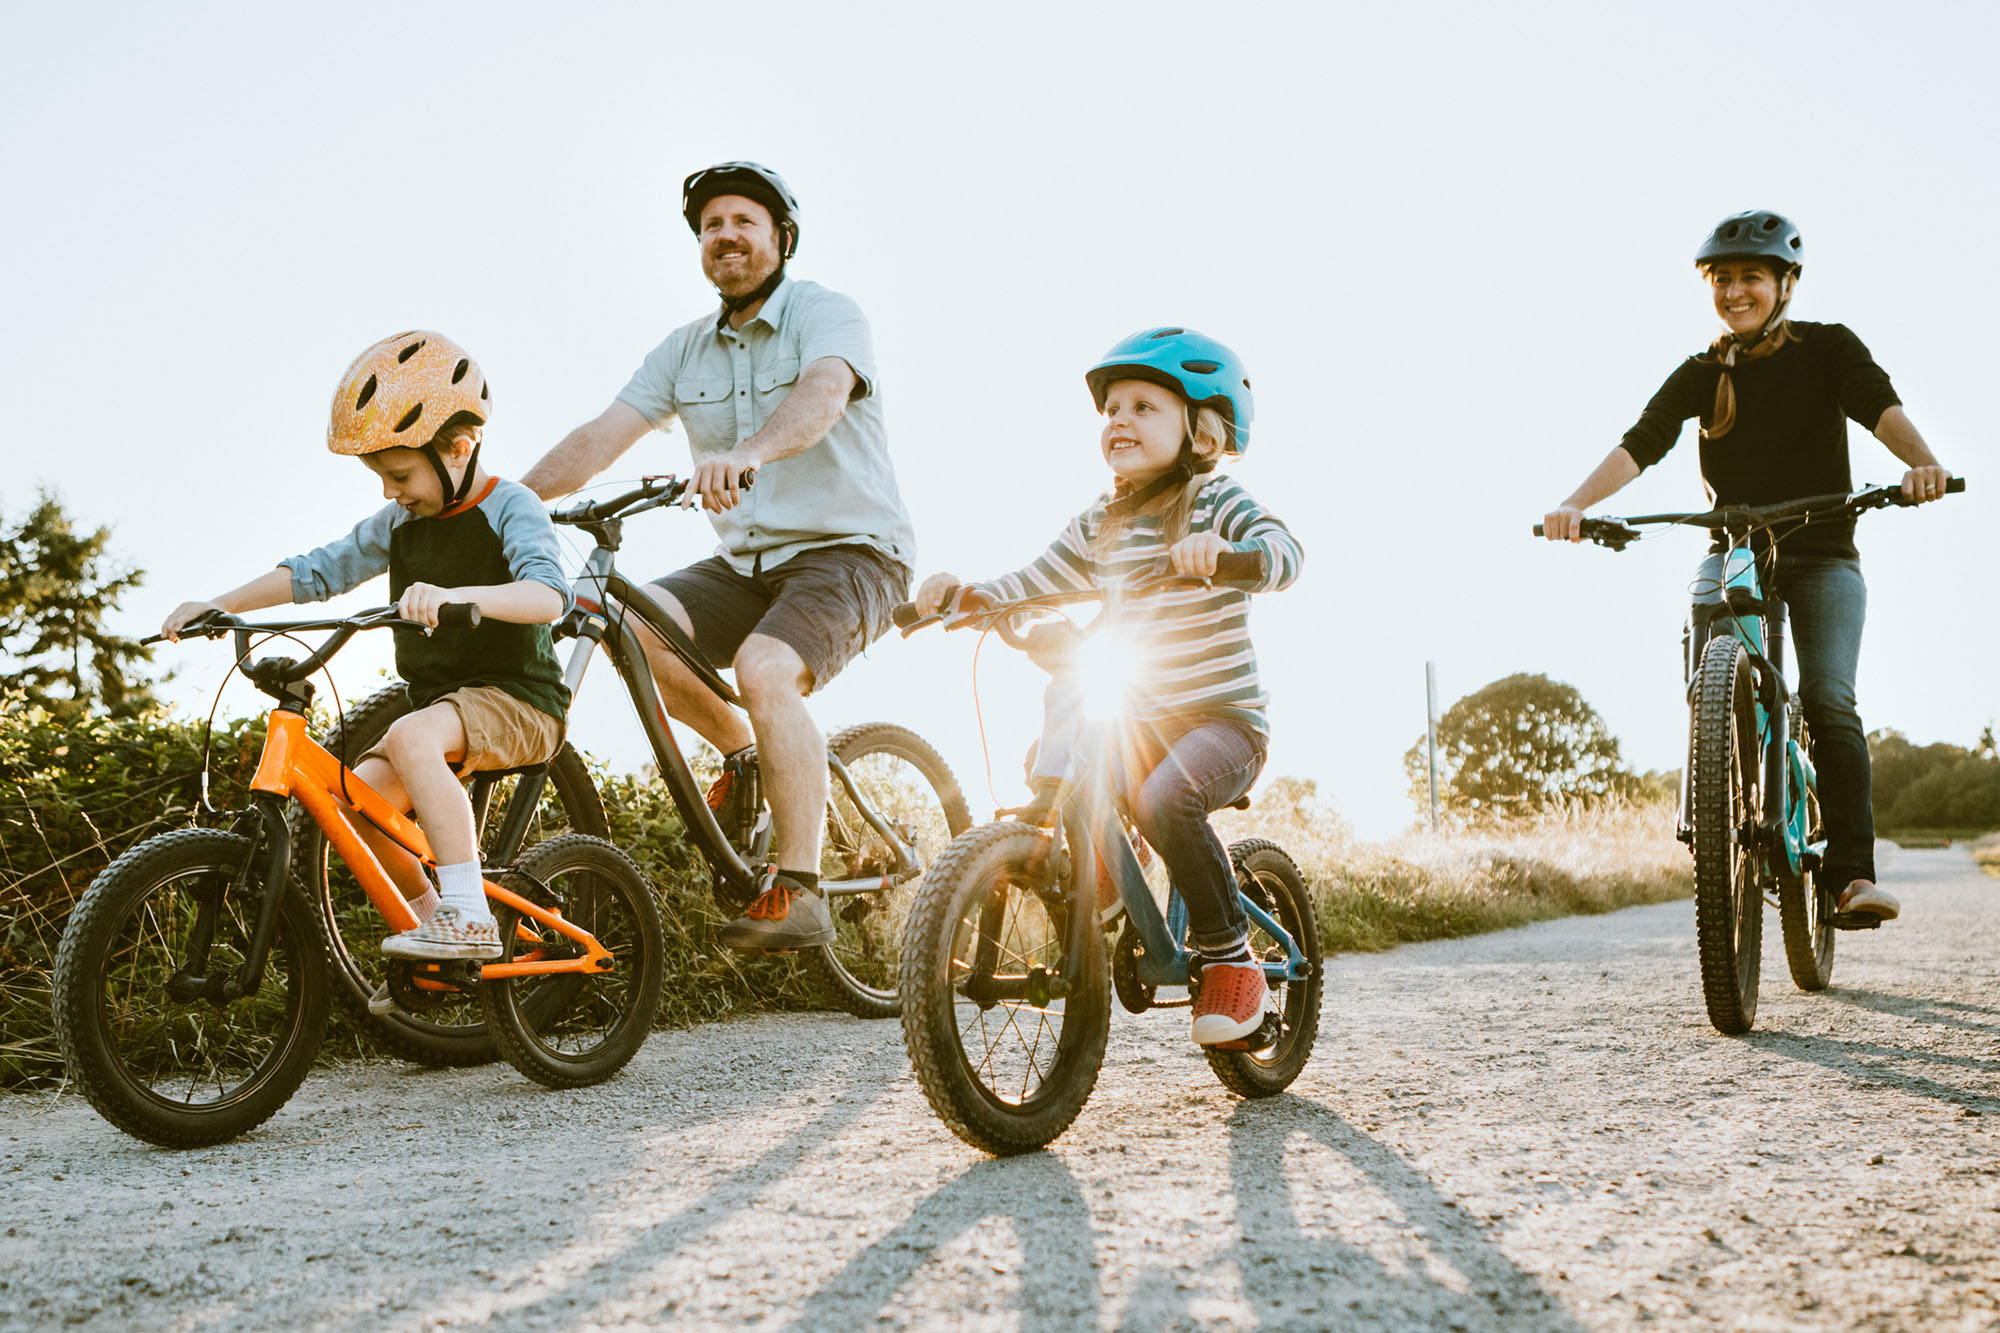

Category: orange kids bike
[51, 607, 665, 1147]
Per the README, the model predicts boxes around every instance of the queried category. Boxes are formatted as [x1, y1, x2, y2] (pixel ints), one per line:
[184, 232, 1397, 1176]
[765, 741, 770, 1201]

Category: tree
[0, 491, 157, 721]
[1404, 672, 1636, 818]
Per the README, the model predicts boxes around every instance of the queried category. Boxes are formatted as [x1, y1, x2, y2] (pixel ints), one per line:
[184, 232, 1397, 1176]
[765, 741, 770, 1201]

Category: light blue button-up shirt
[617, 277, 915, 574]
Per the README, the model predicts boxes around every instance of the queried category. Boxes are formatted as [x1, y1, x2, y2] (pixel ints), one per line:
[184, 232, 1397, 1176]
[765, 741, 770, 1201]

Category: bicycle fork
[165, 794, 294, 1005]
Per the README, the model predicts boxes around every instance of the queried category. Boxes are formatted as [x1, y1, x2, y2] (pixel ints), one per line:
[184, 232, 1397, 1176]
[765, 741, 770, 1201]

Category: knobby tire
[1691, 636, 1763, 1035]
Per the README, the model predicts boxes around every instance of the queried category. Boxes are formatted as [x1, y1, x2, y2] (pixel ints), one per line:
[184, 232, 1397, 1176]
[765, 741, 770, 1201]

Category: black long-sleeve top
[1617, 320, 1902, 559]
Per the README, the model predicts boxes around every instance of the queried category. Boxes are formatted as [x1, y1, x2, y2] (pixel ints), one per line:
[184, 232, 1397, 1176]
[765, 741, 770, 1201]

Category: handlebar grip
[1532, 524, 1546, 537]
[1947, 477, 1966, 494]
[435, 602, 482, 631]
[891, 601, 922, 630]
[1212, 550, 1265, 583]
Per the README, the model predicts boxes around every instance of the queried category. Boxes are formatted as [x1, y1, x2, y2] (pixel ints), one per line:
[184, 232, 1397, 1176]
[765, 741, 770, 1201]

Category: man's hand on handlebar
[1901, 465, 1954, 504]
[1540, 505, 1588, 542]
[685, 452, 758, 512]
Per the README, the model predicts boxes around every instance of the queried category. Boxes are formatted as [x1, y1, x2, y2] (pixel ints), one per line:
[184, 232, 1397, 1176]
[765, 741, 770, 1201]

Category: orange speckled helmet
[328, 330, 490, 458]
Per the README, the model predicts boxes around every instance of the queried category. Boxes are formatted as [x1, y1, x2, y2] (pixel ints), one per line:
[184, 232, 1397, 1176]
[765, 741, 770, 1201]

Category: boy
[162, 330, 572, 961]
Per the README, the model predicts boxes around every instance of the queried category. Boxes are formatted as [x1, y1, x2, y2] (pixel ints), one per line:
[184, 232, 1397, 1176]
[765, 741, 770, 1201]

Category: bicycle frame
[253, 708, 615, 981]
[554, 505, 929, 901]
[1060, 721, 1312, 990]
[1683, 544, 1825, 883]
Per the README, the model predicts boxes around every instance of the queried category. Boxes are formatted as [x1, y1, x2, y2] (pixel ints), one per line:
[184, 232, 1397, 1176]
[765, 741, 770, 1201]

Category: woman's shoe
[1836, 879, 1900, 922]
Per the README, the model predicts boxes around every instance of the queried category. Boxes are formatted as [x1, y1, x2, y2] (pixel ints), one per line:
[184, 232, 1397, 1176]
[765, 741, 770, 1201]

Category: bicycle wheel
[51, 829, 329, 1147]
[1690, 635, 1763, 1035]
[806, 723, 972, 1020]
[480, 835, 666, 1088]
[1777, 708, 1835, 992]
[899, 822, 1110, 1155]
[1204, 839, 1323, 1097]
[288, 686, 606, 1066]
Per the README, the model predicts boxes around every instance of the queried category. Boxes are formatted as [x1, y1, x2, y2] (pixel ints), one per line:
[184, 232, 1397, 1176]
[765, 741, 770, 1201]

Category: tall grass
[1216, 797, 1692, 955]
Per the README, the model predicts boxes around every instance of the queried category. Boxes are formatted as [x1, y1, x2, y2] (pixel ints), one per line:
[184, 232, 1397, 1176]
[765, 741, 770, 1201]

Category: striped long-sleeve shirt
[971, 474, 1303, 736]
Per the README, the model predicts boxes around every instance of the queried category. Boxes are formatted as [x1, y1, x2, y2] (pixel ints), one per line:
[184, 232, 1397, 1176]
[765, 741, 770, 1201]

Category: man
[522, 161, 915, 951]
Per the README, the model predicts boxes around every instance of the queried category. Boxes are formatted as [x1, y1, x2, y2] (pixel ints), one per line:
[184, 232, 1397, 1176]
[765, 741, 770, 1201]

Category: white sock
[407, 887, 441, 924]
[435, 861, 490, 922]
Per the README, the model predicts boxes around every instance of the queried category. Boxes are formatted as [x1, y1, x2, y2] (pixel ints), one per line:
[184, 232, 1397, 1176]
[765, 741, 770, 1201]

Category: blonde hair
[1094, 402, 1231, 559]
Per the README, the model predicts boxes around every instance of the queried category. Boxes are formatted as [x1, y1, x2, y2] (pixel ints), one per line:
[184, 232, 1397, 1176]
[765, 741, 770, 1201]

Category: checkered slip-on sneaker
[381, 905, 503, 961]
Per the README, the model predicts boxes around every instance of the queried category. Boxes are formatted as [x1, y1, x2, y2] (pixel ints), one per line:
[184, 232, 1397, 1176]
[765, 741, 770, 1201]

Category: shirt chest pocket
[752, 358, 801, 427]
[674, 377, 737, 451]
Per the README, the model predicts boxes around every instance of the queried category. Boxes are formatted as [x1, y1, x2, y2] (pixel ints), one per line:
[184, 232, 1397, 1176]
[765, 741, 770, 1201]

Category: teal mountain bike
[890, 553, 1322, 1154]
[1536, 478, 1963, 1034]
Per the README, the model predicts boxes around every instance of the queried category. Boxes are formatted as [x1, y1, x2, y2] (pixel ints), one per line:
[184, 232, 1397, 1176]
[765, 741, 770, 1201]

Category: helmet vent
[1181, 359, 1220, 375]
[397, 339, 426, 364]
[1150, 327, 1185, 339]
[394, 404, 423, 434]
[480, 382, 490, 400]
[451, 359, 469, 384]
[355, 375, 377, 411]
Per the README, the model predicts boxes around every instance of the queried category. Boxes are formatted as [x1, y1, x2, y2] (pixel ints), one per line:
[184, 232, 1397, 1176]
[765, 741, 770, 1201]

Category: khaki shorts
[360, 686, 564, 777]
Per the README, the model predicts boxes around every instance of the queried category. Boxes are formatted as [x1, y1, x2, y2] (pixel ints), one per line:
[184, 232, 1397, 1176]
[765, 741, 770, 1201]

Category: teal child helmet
[1084, 327, 1254, 456]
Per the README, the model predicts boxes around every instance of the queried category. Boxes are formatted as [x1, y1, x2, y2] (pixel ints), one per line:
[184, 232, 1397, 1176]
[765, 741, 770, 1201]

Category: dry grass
[1970, 832, 2000, 877]
[1217, 798, 1692, 955]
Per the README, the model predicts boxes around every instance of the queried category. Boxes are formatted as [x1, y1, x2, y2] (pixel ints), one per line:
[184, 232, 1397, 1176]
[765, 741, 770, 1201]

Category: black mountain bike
[293, 476, 971, 1050]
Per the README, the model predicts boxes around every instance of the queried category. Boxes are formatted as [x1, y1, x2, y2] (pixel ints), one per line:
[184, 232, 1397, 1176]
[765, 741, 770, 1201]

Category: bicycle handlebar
[152, 604, 483, 687]
[550, 470, 757, 527]
[1533, 478, 1966, 551]
[890, 549, 1268, 635]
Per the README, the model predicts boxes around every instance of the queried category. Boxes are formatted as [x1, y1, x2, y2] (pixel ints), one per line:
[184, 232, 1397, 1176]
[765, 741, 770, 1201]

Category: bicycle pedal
[1830, 911, 1885, 931]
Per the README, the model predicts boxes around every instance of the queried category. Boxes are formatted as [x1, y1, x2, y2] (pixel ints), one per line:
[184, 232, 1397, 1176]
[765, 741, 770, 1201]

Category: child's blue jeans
[1031, 683, 1269, 952]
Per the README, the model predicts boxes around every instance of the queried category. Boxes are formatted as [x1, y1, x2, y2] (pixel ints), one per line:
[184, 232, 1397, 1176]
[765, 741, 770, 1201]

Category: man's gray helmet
[682, 161, 801, 259]
[1695, 210, 1803, 274]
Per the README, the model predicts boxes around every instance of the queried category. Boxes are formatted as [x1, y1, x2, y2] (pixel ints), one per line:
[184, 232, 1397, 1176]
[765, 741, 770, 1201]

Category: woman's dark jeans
[1126, 720, 1269, 953]
[1693, 553, 1874, 887]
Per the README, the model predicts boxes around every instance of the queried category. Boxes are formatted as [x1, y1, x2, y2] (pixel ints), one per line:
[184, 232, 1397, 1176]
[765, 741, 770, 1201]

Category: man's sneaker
[705, 747, 759, 845]
[719, 871, 835, 952]
[367, 981, 402, 1017]
[1191, 961, 1268, 1045]
[1837, 879, 1900, 922]
[382, 905, 503, 961]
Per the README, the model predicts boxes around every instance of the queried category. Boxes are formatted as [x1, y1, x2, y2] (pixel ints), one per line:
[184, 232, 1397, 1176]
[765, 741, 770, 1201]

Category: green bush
[1, 699, 271, 1086]
[0, 704, 820, 1089]
[1869, 728, 2000, 833]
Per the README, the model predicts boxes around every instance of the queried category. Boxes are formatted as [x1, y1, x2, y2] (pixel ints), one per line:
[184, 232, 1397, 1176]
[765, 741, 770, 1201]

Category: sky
[3, 1, 1992, 838]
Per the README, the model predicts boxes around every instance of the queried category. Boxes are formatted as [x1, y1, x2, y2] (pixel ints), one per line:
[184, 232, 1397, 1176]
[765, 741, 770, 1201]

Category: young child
[912, 327, 1303, 1045]
[162, 330, 573, 966]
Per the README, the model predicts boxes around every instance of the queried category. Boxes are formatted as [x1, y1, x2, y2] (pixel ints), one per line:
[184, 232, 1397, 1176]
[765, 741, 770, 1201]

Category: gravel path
[4, 844, 1996, 1330]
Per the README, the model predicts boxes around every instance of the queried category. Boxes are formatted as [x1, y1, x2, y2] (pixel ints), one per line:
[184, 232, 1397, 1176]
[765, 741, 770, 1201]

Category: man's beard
[704, 247, 780, 299]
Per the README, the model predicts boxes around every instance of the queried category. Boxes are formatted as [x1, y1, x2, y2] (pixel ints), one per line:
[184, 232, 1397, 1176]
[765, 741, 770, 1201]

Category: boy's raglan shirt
[282, 478, 572, 722]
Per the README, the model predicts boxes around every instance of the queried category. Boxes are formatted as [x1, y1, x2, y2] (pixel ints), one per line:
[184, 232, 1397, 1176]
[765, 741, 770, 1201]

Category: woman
[1541, 210, 1953, 923]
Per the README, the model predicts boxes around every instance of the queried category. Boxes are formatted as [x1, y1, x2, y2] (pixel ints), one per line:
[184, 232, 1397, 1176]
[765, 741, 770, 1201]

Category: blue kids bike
[890, 553, 1322, 1154]
[1537, 478, 1963, 1034]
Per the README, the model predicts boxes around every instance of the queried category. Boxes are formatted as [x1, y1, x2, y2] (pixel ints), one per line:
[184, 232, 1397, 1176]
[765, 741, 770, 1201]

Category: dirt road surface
[4, 844, 1996, 1330]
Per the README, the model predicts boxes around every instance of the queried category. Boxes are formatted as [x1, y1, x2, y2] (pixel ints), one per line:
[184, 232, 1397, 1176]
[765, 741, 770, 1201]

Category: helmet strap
[716, 261, 787, 327]
[424, 437, 481, 512]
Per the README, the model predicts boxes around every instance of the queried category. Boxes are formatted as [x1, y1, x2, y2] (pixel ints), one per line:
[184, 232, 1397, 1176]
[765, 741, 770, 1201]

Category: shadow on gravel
[1745, 1029, 2000, 1115]
[1224, 1096, 1587, 1330]
[1827, 987, 2000, 1035]
[786, 1152, 1098, 1330]
[452, 1064, 894, 1328]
